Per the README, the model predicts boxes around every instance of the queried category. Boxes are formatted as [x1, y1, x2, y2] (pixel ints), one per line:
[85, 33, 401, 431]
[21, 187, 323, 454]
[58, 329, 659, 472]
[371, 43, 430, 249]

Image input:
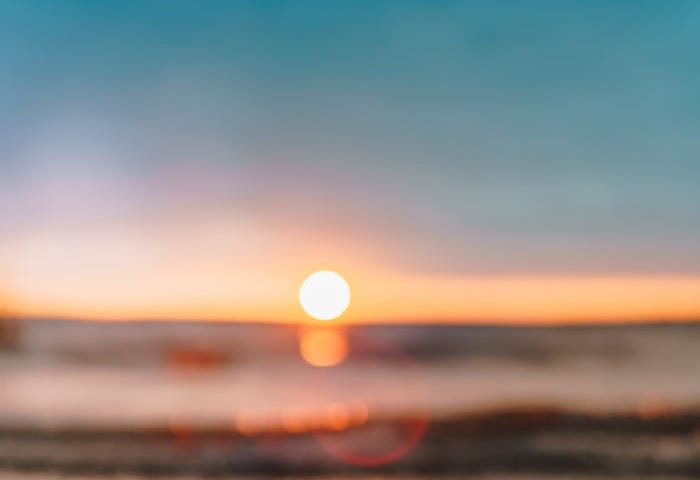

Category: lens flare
[312, 338, 430, 467]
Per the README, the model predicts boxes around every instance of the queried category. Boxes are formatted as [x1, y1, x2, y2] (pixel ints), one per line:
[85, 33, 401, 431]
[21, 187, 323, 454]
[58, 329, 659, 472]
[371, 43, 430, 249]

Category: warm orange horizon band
[6, 272, 700, 325]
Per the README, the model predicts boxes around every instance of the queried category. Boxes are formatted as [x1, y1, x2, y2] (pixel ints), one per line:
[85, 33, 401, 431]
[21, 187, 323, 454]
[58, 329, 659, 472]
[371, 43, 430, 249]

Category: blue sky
[2, 1, 700, 278]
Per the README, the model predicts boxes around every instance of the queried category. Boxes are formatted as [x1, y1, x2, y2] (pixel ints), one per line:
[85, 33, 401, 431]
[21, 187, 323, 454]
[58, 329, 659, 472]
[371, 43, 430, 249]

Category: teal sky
[2, 1, 700, 276]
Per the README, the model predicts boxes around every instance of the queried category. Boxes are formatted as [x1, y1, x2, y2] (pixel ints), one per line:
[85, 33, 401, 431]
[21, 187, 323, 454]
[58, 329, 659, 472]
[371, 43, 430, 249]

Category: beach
[3, 408, 700, 477]
[2, 320, 700, 478]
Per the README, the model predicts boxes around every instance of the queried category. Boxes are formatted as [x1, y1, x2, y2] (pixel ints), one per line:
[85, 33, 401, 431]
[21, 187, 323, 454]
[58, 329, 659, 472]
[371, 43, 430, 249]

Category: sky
[1, 1, 700, 323]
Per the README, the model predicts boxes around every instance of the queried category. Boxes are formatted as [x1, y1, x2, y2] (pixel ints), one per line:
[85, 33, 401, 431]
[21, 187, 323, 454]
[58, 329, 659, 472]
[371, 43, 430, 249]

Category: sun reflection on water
[299, 327, 349, 367]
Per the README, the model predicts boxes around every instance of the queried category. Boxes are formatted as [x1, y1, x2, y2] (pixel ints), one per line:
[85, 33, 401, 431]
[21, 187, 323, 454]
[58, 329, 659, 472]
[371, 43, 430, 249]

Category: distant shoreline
[10, 316, 700, 328]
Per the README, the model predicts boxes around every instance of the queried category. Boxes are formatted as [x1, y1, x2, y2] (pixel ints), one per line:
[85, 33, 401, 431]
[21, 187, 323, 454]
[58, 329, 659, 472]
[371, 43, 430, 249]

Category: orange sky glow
[7, 268, 700, 325]
[3, 2, 700, 328]
[4, 222, 700, 325]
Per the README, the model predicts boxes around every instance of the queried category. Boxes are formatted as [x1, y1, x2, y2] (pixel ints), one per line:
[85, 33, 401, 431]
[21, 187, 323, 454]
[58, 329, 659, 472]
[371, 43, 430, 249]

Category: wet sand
[3, 408, 700, 478]
[0, 476, 695, 480]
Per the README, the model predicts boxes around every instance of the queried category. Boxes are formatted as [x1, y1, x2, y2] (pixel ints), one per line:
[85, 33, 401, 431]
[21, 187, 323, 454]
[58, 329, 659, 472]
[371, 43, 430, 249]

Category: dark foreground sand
[3, 475, 697, 480]
[3, 408, 700, 478]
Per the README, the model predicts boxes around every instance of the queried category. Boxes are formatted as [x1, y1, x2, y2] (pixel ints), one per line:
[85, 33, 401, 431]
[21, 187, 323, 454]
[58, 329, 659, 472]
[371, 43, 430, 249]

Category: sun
[299, 270, 351, 321]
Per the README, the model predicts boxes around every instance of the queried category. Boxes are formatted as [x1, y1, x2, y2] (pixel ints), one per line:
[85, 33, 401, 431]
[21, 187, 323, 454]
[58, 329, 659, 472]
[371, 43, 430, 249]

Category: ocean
[2, 320, 700, 478]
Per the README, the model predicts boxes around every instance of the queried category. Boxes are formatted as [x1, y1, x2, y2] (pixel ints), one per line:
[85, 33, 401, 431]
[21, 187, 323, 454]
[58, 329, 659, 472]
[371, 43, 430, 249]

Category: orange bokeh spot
[235, 413, 259, 436]
[281, 408, 308, 434]
[326, 402, 351, 431]
[299, 328, 348, 367]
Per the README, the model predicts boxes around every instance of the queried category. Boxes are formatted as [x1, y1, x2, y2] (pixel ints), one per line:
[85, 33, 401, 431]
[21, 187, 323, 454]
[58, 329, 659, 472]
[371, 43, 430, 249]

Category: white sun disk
[299, 271, 351, 321]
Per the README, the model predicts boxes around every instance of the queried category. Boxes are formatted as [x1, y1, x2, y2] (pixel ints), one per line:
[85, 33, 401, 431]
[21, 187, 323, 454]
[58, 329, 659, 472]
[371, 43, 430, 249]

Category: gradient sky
[2, 1, 700, 322]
